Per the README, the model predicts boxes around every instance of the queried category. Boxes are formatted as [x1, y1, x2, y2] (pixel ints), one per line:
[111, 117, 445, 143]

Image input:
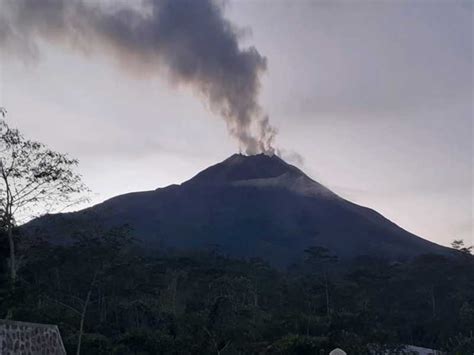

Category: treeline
[1, 228, 473, 354]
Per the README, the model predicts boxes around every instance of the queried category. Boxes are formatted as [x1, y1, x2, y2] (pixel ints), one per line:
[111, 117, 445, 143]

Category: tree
[303, 246, 338, 319]
[0, 115, 87, 283]
[451, 239, 473, 255]
[410, 254, 450, 319]
[35, 226, 133, 354]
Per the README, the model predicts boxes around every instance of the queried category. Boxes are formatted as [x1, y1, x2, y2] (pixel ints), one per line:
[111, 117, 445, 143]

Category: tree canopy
[0, 115, 87, 282]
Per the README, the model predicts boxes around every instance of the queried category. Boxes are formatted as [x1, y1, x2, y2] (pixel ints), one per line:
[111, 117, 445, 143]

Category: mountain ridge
[25, 153, 450, 266]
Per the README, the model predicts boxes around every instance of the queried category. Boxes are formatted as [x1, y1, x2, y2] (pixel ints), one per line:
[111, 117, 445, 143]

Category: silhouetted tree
[304, 246, 338, 319]
[451, 239, 473, 255]
[0, 115, 87, 283]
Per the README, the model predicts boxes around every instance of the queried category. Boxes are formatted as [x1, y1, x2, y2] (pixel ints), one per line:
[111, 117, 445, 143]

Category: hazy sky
[0, 0, 472, 247]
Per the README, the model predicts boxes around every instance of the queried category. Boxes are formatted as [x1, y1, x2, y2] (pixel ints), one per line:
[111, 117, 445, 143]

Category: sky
[0, 0, 472, 247]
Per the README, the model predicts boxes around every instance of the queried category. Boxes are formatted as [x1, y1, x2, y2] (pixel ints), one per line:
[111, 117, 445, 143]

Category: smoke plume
[0, 0, 276, 154]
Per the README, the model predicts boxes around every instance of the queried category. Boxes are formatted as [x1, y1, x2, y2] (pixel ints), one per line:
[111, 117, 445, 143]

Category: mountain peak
[185, 153, 305, 186]
[25, 152, 449, 267]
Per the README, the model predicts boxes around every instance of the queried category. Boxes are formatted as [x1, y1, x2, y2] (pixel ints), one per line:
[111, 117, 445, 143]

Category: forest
[1, 226, 473, 354]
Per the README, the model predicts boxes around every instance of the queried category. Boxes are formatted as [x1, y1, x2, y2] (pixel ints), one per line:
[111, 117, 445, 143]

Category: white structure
[0, 320, 66, 354]
[329, 348, 347, 355]
[401, 345, 445, 355]
[369, 344, 445, 355]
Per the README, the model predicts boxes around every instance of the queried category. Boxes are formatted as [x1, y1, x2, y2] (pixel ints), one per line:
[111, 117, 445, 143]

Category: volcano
[27, 154, 448, 266]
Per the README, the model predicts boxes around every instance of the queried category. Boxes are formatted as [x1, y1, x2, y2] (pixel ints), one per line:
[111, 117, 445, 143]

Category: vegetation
[0, 116, 87, 283]
[0, 227, 473, 354]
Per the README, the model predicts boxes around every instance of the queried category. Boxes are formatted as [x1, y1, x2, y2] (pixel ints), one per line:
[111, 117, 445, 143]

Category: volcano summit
[27, 154, 448, 266]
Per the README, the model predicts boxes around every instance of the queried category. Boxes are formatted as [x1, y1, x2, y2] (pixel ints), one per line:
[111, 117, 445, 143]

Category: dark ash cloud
[0, 0, 276, 154]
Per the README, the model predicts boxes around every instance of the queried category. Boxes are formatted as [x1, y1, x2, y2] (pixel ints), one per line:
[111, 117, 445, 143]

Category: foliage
[0, 118, 87, 223]
[271, 334, 330, 354]
[0, 116, 87, 282]
[451, 239, 473, 255]
[1, 230, 473, 354]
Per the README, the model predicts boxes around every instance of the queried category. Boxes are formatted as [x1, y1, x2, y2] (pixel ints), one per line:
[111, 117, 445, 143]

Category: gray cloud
[245, 0, 472, 118]
[0, 0, 276, 154]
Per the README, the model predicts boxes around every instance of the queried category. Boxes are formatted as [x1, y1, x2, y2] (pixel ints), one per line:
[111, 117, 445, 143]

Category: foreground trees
[1, 232, 472, 354]
[0, 115, 87, 282]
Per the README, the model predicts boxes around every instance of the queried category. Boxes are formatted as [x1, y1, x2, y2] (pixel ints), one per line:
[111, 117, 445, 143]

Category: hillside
[25, 154, 449, 266]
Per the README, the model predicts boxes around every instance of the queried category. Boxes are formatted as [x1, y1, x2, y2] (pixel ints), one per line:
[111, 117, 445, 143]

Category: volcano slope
[25, 154, 449, 267]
